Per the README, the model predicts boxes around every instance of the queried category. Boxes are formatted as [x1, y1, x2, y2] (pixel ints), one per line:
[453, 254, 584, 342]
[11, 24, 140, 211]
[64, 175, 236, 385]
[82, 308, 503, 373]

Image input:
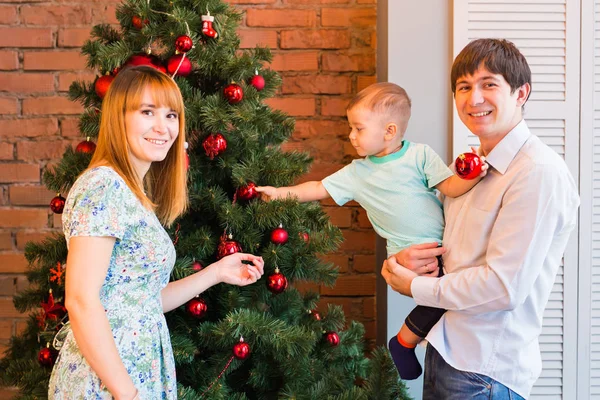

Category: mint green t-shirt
[322, 141, 453, 257]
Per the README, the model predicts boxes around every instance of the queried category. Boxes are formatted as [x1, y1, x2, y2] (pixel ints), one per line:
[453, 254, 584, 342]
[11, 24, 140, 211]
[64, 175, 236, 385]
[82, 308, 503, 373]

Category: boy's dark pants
[404, 256, 446, 337]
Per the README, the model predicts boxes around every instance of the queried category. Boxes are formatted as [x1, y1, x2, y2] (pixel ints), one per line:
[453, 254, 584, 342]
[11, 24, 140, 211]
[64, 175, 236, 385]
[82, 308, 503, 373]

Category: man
[382, 38, 579, 399]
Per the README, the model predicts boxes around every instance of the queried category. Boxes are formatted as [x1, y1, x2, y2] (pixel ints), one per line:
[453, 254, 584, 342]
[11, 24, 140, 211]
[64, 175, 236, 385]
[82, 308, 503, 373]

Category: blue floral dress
[48, 166, 177, 399]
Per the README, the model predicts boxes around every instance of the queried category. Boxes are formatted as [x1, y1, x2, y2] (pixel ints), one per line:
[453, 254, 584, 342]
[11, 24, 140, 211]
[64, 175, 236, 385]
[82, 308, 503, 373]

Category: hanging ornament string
[199, 355, 235, 398]
[145, 0, 192, 78]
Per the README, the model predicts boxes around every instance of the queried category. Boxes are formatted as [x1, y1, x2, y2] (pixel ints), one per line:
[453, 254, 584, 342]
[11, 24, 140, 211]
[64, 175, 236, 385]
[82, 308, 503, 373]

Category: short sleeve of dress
[62, 167, 133, 244]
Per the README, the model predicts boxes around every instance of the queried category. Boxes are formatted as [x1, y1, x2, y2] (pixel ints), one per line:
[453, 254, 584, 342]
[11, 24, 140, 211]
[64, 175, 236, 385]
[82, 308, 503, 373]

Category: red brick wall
[0, 1, 377, 395]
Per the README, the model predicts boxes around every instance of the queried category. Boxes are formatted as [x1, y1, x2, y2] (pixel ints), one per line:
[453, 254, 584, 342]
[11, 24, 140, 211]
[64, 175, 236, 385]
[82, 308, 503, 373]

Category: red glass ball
[236, 182, 259, 201]
[309, 310, 321, 321]
[202, 133, 227, 159]
[250, 74, 265, 91]
[167, 54, 192, 77]
[185, 298, 208, 319]
[299, 232, 310, 244]
[232, 341, 251, 360]
[267, 271, 288, 294]
[192, 261, 203, 271]
[324, 331, 340, 347]
[223, 83, 243, 104]
[455, 152, 483, 180]
[175, 35, 193, 53]
[38, 347, 54, 366]
[94, 75, 114, 99]
[217, 238, 243, 260]
[270, 227, 288, 245]
[76, 139, 96, 154]
[50, 195, 66, 214]
[132, 16, 148, 29]
[123, 54, 165, 73]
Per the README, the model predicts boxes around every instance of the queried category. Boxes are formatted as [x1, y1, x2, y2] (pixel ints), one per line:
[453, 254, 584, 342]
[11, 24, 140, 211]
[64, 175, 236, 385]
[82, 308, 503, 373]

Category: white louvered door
[452, 1, 581, 398]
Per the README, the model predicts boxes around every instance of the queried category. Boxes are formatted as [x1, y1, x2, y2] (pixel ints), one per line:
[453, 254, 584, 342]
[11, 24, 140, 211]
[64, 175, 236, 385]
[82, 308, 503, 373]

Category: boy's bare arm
[436, 174, 481, 198]
[256, 181, 330, 202]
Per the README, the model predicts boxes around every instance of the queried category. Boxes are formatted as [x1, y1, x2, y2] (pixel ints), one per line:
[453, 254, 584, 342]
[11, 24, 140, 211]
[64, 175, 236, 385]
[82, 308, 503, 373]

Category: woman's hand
[215, 253, 265, 286]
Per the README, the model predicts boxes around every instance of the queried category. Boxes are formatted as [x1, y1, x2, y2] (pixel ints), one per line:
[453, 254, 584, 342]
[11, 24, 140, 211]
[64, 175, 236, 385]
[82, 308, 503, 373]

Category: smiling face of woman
[124, 87, 180, 179]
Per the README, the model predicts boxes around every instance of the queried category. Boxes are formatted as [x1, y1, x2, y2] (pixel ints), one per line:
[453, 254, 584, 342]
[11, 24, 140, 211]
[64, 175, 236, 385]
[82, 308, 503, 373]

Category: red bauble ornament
[167, 54, 192, 77]
[185, 297, 208, 319]
[132, 15, 148, 29]
[202, 133, 227, 159]
[299, 232, 310, 244]
[50, 194, 66, 214]
[267, 267, 288, 294]
[223, 83, 243, 104]
[217, 234, 243, 260]
[309, 309, 321, 321]
[76, 138, 96, 154]
[236, 182, 259, 201]
[201, 12, 218, 39]
[192, 261, 203, 271]
[38, 346, 54, 366]
[123, 54, 166, 74]
[270, 224, 289, 245]
[324, 331, 340, 347]
[249, 74, 265, 91]
[175, 35, 193, 53]
[95, 75, 114, 99]
[455, 152, 483, 180]
[232, 337, 250, 360]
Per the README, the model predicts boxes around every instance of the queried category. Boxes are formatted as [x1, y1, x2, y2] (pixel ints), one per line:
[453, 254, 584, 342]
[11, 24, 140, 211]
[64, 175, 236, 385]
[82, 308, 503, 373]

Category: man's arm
[411, 164, 578, 314]
[256, 181, 330, 202]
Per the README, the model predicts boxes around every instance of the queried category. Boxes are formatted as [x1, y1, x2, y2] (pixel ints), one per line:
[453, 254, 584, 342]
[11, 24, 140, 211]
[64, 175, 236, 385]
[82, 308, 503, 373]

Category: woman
[48, 66, 264, 400]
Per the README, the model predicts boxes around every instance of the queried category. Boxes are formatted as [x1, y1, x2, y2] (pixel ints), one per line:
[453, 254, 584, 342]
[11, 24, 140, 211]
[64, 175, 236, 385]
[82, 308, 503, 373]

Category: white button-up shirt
[411, 120, 579, 398]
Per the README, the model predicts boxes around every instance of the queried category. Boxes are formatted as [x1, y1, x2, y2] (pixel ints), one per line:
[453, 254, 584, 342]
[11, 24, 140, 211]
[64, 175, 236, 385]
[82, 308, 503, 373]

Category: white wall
[378, 2, 452, 398]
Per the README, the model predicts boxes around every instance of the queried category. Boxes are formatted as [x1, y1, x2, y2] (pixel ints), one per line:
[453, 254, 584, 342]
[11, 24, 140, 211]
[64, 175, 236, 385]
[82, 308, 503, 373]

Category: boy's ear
[385, 122, 398, 140]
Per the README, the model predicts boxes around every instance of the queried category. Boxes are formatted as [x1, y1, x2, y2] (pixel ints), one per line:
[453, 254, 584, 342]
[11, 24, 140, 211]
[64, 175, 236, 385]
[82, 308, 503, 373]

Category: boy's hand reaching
[255, 186, 278, 201]
[471, 146, 489, 178]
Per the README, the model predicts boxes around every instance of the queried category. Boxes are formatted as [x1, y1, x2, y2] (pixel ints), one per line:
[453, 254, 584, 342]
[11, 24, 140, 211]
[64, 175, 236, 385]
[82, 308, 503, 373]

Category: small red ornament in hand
[223, 83, 243, 104]
[249, 73, 265, 91]
[185, 297, 207, 319]
[270, 224, 288, 245]
[236, 182, 259, 201]
[95, 75, 114, 99]
[201, 12, 218, 39]
[217, 234, 243, 259]
[191, 261, 203, 271]
[324, 331, 340, 347]
[38, 346, 55, 367]
[455, 152, 483, 180]
[76, 137, 96, 154]
[50, 194, 66, 214]
[132, 15, 148, 29]
[175, 35, 193, 53]
[232, 337, 250, 360]
[202, 133, 227, 159]
[167, 54, 192, 77]
[267, 267, 288, 294]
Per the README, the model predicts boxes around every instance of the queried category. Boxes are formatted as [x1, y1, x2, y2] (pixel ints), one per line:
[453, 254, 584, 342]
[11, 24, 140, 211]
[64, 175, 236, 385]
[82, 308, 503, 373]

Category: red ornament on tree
[191, 261, 203, 271]
[201, 11, 218, 39]
[175, 35, 194, 53]
[41, 289, 67, 322]
[50, 194, 66, 214]
[217, 233, 243, 260]
[167, 54, 192, 77]
[38, 345, 55, 367]
[270, 224, 289, 245]
[76, 137, 96, 154]
[185, 297, 208, 319]
[299, 232, 310, 244]
[455, 152, 483, 180]
[95, 74, 114, 99]
[132, 15, 148, 29]
[236, 182, 259, 201]
[324, 331, 340, 347]
[308, 309, 321, 321]
[202, 133, 227, 159]
[232, 337, 250, 360]
[249, 72, 265, 91]
[123, 54, 166, 74]
[223, 83, 243, 104]
[267, 267, 288, 294]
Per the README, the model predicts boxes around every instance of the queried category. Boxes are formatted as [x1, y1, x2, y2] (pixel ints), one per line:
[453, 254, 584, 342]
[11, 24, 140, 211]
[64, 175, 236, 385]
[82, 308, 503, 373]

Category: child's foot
[388, 336, 422, 380]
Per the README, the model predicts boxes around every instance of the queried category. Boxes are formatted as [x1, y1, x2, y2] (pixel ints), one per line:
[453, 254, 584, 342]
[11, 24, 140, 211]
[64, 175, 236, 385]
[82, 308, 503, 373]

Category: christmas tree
[0, 0, 409, 398]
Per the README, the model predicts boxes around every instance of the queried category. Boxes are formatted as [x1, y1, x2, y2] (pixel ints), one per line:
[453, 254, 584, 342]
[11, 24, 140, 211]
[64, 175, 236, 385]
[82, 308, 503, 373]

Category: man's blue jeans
[423, 344, 526, 399]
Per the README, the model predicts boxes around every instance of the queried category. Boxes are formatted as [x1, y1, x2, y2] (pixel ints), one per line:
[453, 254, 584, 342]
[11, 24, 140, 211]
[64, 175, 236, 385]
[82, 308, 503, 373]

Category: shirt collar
[368, 140, 410, 164]
[483, 120, 531, 175]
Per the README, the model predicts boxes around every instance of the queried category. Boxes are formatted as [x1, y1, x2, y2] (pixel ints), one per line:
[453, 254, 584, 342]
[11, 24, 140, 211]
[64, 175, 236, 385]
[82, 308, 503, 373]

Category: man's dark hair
[451, 38, 532, 98]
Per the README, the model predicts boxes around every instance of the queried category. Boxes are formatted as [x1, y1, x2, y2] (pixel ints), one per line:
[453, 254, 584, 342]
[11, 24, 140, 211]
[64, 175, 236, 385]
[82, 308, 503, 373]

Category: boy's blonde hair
[88, 65, 188, 227]
[347, 82, 411, 132]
